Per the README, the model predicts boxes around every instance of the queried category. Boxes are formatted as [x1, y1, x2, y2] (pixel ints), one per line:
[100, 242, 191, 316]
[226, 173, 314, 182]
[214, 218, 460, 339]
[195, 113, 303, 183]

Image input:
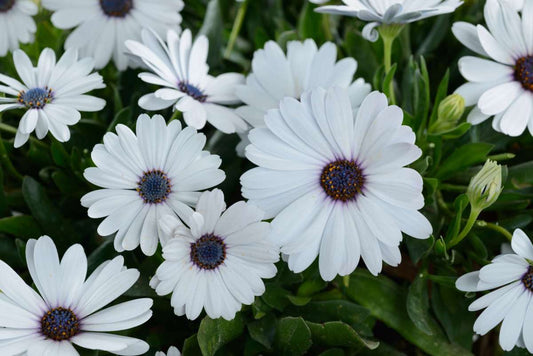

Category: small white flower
[0, 0, 37, 56]
[152, 189, 279, 320]
[453, 0, 533, 136]
[0, 235, 152, 355]
[0, 48, 105, 147]
[241, 88, 432, 281]
[502, 0, 524, 11]
[456, 229, 533, 352]
[126, 28, 247, 134]
[81, 114, 225, 256]
[156, 346, 181, 356]
[316, 0, 463, 42]
[235, 39, 371, 154]
[42, 0, 184, 70]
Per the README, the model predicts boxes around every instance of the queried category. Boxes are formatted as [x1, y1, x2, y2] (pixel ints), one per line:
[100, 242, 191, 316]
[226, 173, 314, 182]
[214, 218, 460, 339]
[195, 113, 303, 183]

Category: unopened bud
[429, 94, 466, 133]
[467, 160, 502, 212]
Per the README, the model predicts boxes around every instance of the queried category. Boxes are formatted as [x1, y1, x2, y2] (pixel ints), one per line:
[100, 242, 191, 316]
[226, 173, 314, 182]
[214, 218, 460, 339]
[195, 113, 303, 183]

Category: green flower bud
[466, 160, 503, 212]
[429, 94, 466, 133]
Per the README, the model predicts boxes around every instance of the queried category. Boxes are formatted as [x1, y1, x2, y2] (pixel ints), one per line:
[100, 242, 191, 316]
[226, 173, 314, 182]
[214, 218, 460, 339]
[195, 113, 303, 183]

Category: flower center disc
[41, 307, 80, 341]
[178, 82, 208, 103]
[0, 0, 14, 12]
[18, 87, 53, 109]
[137, 170, 171, 204]
[190, 234, 226, 270]
[100, 0, 133, 17]
[515, 56, 533, 92]
[522, 266, 533, 292]
[320, 159, 365, 202]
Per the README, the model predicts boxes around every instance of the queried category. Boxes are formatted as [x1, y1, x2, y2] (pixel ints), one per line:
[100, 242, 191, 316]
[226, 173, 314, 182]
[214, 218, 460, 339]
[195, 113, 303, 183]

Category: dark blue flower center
[100, 0, 133, 17]
[41, 307, 80, 341]
[190, 234, 226, 270]
[522, 266, 533, 292]
[178, 82, 208, 102]
[0, 0, 14, 12]
[137, 170, 172, 204]
[320, 160, 365, 202]
[17, 87, 53, 109]
[515, 56, 533, 92]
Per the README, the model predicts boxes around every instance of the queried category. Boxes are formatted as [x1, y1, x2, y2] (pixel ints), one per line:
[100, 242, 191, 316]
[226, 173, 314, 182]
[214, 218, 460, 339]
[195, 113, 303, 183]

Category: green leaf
[262, 284, 290, 311]
[428, 70, 450, 127]
[297, 278, 327, 297]
[445, 194, 469, 244]
[382, 63, 398, 99]
[107, 107, 132, 133]
[0, 215, 41, 239]
[508, 161, 533, 188]
[247, 314, 276, 349]
[22, 176, 76, 243]
[197, 314, 244, 356]
[436, 143, 493, 179]
[297, 2, 326, 43]
[429, 122, 471, 139]
[405, 235, 435, 265]
[306, 321, 379, 351]
[199, 0, 224, 66]
[288, 300, 370, 326]
[274, 317, 312, 356]
[50, 140, 70, 168]
[406, 275, 437, 335]
[182, 334, 202, 356]
[345, 270, 473, 356]
[287, 295, 311, 306]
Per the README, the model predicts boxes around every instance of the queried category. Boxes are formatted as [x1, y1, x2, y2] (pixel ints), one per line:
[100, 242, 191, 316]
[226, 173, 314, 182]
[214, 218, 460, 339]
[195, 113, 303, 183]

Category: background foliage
[1, 0, 532, 355]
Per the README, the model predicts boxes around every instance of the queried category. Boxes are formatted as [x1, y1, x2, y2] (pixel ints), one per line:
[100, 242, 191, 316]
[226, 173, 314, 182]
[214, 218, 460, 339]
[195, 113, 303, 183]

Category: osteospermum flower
[156, 346, 181, 356]
[151, 189, 279, 320]
[42, 0, 183, 70]
[125, 28, 247, 134]
[0, 0, 37, 56]
[0, 48, 105, 147]
[235, 39, 371, 153]
[456, 229, 533, 352]
[0, 235, 152, 355]
[315, 0, 463, 42]
[241, 88, 432, 281]
[81, 114, 225, 256]
[453, 0, 533, 136]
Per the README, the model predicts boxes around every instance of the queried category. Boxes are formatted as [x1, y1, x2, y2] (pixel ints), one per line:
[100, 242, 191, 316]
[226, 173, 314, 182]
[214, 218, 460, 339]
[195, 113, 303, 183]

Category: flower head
[0, 0, 37, 56]
[453, 0, 533, 136]
[81, 114, 225, 256]
[466, 159, 503, 212]
[241, 87, 432, 281]
[42, 0, 184, 70]
[0, 48, 105, 147]
[126, 28, 247, 134]
[151, 189, 279, 320]
[0, 235, 152, 355]
[456, 229, 533, 352]
[315, 0, 463, 42]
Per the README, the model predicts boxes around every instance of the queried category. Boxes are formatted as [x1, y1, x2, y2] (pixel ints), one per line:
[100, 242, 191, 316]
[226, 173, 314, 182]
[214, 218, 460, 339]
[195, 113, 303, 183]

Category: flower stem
[448, 207, 481, 248]
[379, 24, 403, 105]
[476, 220, 513, 242]
[224, 0, 249, 60]
[0, 133, 22, 181]
[0, 123, 47, 149]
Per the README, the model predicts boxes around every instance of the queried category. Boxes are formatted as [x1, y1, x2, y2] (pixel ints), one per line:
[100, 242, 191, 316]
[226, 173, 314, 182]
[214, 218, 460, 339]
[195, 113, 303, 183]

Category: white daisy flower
[235, 39, 371, 154]
[42, 0, 184, 71]
[0, 235, 152, 355]
[81, 114, 225, 256]
[315, 0, 463, 42]
[241, 87, 432, 281]
[0, 48, 106, 148]
[453, 0, 533, 137]
[503, 0, 524, 11]
[456, 229, 533, 352]
[125, 28, 247, 134]
[0, 0, 37, 56]
[156, 346, 181, 356]
[151, 189, 279, 320]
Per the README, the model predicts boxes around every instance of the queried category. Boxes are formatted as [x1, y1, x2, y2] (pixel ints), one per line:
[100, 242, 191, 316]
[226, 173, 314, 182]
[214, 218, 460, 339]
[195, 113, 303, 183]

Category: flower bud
[429, 94, 466, 133]
[467, 160, 502, 212]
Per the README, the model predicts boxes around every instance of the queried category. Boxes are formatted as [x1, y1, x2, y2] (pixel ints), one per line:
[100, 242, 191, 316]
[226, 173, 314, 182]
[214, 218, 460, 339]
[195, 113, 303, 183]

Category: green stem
[382, 35, 396, 105]
[436, 190, 453, 217]
[476, 221, 513, 242]
[0, 133, 22, 181]
[449, 207, 481, 248]
[224, 0, 249, 60]
[439, 183, 467, 192]
[169, 109, 181, 122]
